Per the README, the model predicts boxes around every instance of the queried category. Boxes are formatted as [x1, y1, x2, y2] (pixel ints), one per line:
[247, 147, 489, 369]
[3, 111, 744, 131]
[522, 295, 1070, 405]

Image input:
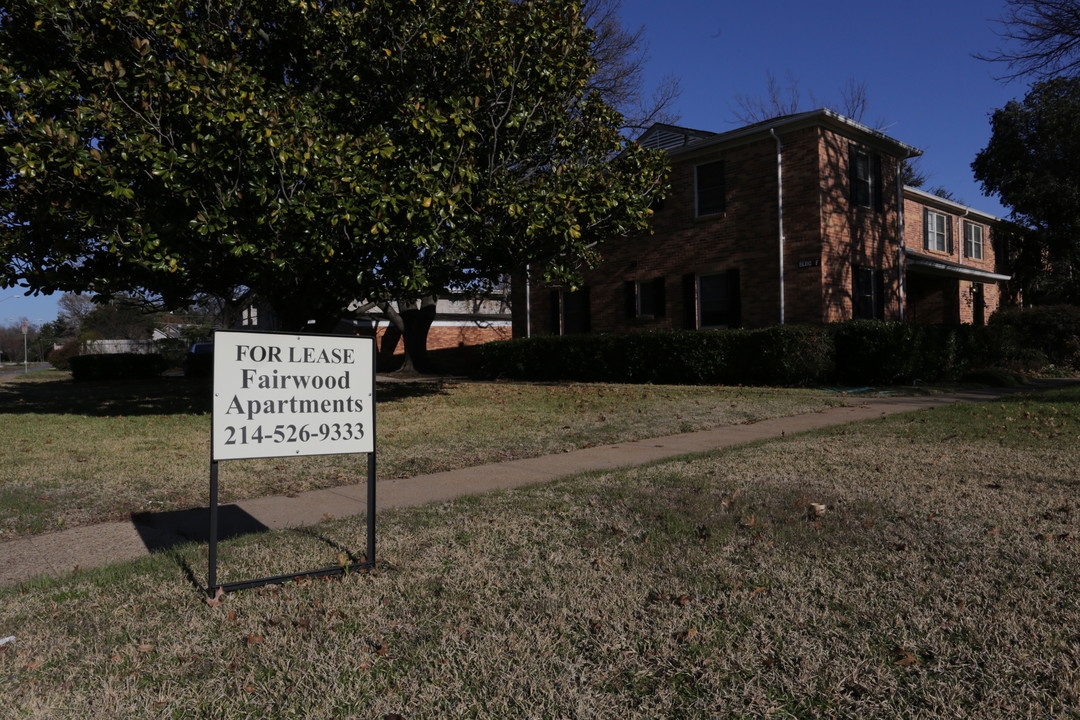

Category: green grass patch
[1, 384, 1077, 717]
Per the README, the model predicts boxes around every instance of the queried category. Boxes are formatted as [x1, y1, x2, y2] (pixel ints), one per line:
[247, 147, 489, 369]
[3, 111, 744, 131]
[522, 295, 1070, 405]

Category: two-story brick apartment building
[531, 109, 1012, 335]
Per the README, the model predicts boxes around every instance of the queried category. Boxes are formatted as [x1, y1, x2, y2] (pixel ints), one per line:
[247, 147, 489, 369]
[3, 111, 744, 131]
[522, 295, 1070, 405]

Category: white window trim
[926, 210, 949, 253]
[964, 221, 984, 260]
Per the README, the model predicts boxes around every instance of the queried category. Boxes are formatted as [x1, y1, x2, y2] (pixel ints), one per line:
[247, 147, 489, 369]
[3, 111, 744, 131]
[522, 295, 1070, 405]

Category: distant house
[530, 109, 1015, 335]
[234, 292, 512, 367]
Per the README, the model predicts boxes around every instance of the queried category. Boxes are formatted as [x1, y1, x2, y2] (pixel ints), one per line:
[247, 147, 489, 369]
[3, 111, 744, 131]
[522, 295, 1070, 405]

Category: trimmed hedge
[478, 321, 1026, 386]
[69, 353, 167, 381]
[989, 305, 1080, 369]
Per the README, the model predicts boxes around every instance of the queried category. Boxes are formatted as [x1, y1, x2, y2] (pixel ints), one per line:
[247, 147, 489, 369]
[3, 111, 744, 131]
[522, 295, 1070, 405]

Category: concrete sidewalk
[0, 384, 1062, 587]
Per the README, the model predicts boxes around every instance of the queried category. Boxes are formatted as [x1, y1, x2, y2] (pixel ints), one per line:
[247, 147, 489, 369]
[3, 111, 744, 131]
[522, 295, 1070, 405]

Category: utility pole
[22, 319, 28, 373]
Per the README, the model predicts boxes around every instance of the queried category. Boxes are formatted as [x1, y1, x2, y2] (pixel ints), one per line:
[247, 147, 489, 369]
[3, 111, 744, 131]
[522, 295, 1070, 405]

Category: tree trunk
[379, 295, 438, 374]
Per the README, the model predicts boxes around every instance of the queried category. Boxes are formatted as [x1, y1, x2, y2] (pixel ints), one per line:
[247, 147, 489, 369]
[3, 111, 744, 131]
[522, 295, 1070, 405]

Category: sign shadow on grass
[130, 504, 269, 553]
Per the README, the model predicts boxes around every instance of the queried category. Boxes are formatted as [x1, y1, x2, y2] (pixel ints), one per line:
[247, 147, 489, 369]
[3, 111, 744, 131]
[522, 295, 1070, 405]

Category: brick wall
[374, 323, 511, 357]
[818, 127, 903, 323]
[531, 122, 906, 334]
[903, 194, 1007, 324]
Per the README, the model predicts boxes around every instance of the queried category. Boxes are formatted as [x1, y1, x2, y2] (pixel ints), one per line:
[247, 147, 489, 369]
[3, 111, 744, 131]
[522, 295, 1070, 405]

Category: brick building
[531, 109, 1013, 335]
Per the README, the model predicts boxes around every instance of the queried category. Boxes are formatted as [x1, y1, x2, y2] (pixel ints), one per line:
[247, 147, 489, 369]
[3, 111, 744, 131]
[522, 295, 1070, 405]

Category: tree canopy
[972, 76, 1080, 301]
[1, 0, 668, 330]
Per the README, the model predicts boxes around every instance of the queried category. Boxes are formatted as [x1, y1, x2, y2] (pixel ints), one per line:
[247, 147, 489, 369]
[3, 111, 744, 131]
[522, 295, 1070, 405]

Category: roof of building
[903, 185, 1009, 225]
[636, 108, 923, 160]
[905, 249, 1011, 282]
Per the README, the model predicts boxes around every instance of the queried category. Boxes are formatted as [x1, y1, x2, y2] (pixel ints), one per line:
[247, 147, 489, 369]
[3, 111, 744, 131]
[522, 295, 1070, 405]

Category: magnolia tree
[1, 0, 668, 361]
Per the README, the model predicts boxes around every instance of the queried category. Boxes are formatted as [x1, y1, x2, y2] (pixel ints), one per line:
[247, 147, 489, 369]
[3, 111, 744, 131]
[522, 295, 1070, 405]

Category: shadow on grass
[0, 373, 450, 416]
[0, 375, 214, 416]
[130, 504, 269, 552]
[993, 378, 1080, 405]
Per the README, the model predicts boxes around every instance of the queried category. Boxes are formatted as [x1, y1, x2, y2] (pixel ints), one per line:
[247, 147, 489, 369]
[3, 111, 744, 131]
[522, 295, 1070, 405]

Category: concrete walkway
[0, 383, 1065, 587]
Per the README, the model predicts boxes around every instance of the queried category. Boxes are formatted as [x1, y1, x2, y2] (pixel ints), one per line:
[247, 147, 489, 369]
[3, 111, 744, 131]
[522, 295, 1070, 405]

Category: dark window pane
[698, 272, 739, 327]
[853, 265, 885, 320]
[562, 288, 590, 334]
[696, 161, 725, 215]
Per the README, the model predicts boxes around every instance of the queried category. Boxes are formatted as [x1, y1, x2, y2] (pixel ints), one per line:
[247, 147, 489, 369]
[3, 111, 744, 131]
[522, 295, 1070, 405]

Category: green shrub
[154, 338, 190, 368]
[69, 353, 167, 381]
[480, 321, 1022, 387]
[47, 338, 82, 371]
[990, 305, 1080, 369]
[479, 327, 834, 386]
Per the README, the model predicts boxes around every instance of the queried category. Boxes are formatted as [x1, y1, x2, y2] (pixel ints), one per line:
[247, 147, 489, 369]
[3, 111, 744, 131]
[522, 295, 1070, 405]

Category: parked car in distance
[182, 342, 214, 378]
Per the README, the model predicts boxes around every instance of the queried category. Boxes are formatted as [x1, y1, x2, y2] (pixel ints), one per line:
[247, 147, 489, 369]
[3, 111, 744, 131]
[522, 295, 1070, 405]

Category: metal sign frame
[207, 329, 377, 595]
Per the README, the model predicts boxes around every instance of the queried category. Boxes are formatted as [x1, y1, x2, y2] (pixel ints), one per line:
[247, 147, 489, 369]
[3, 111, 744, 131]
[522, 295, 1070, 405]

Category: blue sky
[618, 0, 1025, 209]
[1, 0, 1031, 328]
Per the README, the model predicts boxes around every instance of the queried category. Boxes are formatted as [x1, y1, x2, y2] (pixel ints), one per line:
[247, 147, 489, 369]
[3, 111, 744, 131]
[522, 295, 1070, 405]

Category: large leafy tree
[972, 76, 1080, 302]
[1, 0, 667, 343]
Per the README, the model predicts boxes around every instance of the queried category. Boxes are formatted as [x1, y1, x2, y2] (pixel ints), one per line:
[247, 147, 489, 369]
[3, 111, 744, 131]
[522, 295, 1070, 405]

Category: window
[964, 221, 984, 260]
[850, 146, 883, 210]
[695, 270, 741, 328]
[548, 288, 591, 335]
[696, 160, 725, 216]
[625, 278, 666, 318]
[924, 208, 953, 253]
[562, 288, 590, 335]
[852, 265, 886, 320]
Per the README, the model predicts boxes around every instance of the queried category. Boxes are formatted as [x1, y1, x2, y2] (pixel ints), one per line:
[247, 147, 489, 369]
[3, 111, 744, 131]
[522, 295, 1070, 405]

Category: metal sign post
[207, 330, 377, 595]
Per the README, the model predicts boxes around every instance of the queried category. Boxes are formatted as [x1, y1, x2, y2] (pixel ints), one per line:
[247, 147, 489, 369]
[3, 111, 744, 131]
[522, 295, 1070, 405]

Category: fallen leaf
[245, 635, 263, 646]
[675, 628, 698, 643]
[807, 503, 827, 519]
[137, 644, 154, 653]
[204, 587, 225, 607]
[25, 660, 44, 670]
[894, 650, 921, 666]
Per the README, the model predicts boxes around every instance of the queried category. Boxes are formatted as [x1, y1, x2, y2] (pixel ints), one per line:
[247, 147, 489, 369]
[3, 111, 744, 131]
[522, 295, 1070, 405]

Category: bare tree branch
[583, 0, 681, 130]
[978, 0, 1080, 80]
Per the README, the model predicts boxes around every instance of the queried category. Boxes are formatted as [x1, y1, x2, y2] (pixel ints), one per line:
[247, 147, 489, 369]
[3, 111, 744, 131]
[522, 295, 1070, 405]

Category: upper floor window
[850, 146, 883, 210]
[696, 160, 725, 216]
[964, 221, 984, 260]
[924, 208, 953, 253]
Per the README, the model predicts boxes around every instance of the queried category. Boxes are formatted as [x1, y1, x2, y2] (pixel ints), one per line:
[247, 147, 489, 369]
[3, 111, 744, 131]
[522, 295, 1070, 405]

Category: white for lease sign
[212, 331, 375, 461]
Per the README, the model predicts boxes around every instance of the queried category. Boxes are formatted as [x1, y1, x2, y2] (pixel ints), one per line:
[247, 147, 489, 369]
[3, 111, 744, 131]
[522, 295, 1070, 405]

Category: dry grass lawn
[2, 384, 1078, 718]
[0, 370, 843, 539]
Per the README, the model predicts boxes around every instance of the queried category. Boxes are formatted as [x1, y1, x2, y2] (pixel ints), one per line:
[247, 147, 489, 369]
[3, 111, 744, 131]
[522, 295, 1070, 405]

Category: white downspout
[525, 264, 532, 338]
[770, 129, 785, 325]
[897, 166, 906, 322]
[959, 208, 969, 266]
